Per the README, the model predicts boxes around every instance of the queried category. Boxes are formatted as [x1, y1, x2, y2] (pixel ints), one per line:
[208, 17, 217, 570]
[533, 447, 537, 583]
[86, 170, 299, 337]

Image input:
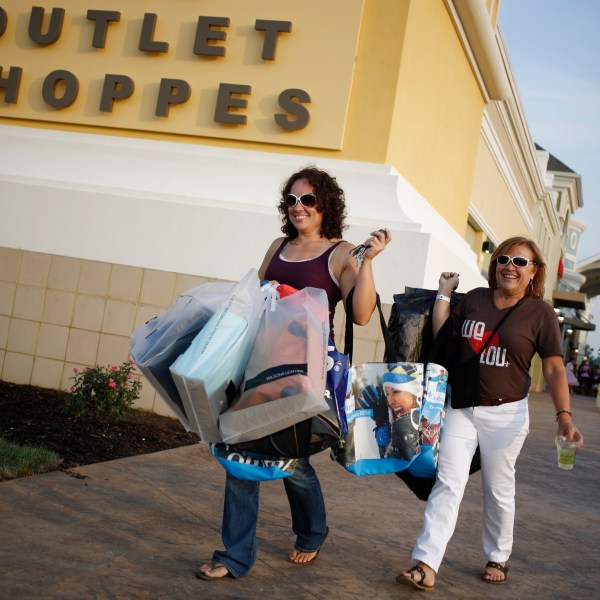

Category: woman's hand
[557, 418, 584, 447]
[543, 356, 584, 448]
[362, 228, 392, 261]
[345, 228, 392, 325]
[438, 272, 459, 295]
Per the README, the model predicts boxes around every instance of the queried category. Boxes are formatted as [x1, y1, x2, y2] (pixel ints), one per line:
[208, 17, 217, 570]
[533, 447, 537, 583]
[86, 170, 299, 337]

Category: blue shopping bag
[209, 443, 298, 480]
[332, 362, 425, 476]
[327, 342, 350, 437]
[331, 289, 448, 477]
[403, 363, 447, 478]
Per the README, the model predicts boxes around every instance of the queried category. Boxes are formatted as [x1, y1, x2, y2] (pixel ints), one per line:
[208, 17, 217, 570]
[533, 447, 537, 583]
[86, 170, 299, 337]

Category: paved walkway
[1, 391, 599, 599]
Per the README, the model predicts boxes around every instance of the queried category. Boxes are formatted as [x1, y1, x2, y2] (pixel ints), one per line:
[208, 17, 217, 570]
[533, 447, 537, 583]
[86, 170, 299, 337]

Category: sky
[499, 0, 600, 349]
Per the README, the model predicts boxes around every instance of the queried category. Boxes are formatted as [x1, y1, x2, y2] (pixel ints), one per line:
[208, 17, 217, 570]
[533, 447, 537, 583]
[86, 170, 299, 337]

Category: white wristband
[436, 294, 451, 302]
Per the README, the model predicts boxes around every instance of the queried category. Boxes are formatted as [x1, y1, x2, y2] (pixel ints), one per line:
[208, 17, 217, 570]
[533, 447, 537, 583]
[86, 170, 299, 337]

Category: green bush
[65, 360, 142, 422]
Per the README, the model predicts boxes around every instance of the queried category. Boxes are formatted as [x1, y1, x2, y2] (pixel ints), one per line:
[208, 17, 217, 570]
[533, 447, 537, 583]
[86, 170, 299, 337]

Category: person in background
[577, 358, 591, 393]
[592, 364, 600, 388]
[565, 358, 579, 392]
[197, 166, 391, 580]
[398, 236, 583, 591]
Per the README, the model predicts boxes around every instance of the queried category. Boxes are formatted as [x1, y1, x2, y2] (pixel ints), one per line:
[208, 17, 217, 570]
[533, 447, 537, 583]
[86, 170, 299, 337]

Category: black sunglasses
[284, 193, 317, 208]
[496, 255, 536, 268]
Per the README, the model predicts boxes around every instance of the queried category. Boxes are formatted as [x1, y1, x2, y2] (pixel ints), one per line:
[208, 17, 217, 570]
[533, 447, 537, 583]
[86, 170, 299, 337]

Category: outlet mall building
[0, 0, 589, 413]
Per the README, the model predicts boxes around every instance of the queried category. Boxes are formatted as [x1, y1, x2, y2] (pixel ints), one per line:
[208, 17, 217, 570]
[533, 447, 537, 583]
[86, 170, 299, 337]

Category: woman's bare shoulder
[266, 236, 287, 253]
[258, 237, 287, 278]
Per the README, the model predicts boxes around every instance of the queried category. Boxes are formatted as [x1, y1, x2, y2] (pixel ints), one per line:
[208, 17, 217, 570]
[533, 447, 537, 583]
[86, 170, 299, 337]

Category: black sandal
[397, 565, 435, 591]
[482, 561, 509, 585]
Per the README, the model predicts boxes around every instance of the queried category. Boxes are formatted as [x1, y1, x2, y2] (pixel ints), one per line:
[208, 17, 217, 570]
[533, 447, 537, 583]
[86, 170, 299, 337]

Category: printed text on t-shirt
[462, 320, 509, 367]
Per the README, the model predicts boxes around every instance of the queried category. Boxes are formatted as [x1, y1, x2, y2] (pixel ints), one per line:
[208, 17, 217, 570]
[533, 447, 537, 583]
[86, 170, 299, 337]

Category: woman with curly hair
[197, 166, 391, 580]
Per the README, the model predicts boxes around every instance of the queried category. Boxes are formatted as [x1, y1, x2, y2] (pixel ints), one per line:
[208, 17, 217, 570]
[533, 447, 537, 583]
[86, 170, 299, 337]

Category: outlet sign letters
[0, 0, 364, 149]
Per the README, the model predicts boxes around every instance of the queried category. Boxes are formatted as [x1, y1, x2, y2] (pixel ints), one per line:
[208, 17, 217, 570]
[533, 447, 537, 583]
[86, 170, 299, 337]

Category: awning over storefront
[561, 316, 596, 332]
[552, 290, 587, 310]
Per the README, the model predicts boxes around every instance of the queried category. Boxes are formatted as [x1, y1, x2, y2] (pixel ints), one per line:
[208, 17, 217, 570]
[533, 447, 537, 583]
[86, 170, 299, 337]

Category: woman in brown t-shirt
[399, 236, 583, 591]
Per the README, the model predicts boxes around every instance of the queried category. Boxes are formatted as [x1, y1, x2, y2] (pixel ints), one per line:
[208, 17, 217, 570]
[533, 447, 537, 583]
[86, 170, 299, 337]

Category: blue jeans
[212, 457, 327, 578]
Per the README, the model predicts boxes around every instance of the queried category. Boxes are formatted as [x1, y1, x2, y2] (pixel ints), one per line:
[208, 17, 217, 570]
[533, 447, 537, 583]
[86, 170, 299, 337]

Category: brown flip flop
[288, 527, 329, 566]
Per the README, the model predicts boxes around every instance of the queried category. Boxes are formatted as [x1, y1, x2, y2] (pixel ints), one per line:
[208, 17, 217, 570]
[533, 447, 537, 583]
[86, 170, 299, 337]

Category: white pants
[412, 398, 529, 572]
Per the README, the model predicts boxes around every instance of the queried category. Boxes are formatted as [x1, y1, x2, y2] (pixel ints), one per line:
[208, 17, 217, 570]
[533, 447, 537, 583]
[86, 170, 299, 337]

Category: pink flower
[73, 368, 78, 373]
[70, 387, 75, 392]
[124, 381, 129, 386]
[108, 379, 117, 389]
[111, 365, 118, 370]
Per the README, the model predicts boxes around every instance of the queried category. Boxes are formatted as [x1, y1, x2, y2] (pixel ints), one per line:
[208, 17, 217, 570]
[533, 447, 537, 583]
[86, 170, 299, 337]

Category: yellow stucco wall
[386, 1, 485, 233]
[469, 133, 530, 239]
[339, 0, 410, 162]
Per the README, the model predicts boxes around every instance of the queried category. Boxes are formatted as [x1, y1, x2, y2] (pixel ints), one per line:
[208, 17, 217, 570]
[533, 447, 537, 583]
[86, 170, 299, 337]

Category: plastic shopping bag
[387, 287, 464, 362]
[130, 279, 237, 429]
[218, 287, 330, 444]
[232, 342, 347, 458]
[169, 269, 265, 441]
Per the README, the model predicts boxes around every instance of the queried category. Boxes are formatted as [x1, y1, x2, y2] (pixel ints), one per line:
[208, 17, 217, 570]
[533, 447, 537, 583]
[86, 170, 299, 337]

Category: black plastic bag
[232, 405, 340, 459]
[387, 287, 464, 363]
[395, 446, 482, 500]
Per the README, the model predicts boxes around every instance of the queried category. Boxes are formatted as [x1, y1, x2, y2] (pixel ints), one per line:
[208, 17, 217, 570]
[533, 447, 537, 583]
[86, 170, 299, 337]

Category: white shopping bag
[218, 286, 330, 444]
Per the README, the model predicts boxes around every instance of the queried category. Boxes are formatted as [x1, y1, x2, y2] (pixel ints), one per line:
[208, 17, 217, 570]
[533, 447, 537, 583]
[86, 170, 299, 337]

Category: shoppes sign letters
[0, 6, 311, 131]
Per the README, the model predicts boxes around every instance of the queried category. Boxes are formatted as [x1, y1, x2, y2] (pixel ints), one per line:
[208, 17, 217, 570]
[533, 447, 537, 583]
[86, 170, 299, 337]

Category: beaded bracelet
[555, 408, 572, 421]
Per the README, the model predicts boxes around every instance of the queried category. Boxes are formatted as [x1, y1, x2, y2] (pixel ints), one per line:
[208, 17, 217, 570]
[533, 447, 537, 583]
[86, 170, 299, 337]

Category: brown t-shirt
[450, 288, 563, 400]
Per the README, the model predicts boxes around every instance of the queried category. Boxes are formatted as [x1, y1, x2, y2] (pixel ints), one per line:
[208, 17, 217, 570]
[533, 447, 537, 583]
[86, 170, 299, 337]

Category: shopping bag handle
[344, 287, 397, 364]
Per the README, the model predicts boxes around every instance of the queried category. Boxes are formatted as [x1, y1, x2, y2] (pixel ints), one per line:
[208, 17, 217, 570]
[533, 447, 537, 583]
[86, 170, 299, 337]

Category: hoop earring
[528, 279, 534, 294]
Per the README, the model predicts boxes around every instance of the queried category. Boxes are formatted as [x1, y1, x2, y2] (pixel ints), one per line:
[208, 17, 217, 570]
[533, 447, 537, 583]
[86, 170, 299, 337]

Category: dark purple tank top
[264, 239, 344, 333]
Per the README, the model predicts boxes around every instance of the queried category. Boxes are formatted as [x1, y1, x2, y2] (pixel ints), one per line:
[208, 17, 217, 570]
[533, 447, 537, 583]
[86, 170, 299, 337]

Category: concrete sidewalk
[1, 391, 599, 599]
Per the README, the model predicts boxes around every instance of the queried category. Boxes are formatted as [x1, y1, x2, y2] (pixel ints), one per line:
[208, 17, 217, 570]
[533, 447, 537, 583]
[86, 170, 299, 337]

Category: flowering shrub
[66, 360, 142, 422]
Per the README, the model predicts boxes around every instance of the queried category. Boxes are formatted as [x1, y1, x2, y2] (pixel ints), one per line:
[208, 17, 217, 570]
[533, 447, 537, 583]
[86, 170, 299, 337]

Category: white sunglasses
[284, 193, 317, 208]
[496, 255, 536, 268]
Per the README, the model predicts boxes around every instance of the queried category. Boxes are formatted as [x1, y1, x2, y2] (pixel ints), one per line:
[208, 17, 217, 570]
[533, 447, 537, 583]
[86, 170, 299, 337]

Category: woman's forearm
[351, 257, 377, 325]
[432, 273, 457, 337]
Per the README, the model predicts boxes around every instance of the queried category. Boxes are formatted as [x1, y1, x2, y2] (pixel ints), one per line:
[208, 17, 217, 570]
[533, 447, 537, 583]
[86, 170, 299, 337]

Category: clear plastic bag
[131, 269, 263, 435]
[218, 287, 330, 444]
[130, 279, 237, 430]
[169, 269, 266, 441]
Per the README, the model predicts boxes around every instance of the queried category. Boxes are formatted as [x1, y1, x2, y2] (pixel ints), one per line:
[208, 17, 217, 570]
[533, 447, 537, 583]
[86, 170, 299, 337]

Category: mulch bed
[0, 380, 199, 471]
